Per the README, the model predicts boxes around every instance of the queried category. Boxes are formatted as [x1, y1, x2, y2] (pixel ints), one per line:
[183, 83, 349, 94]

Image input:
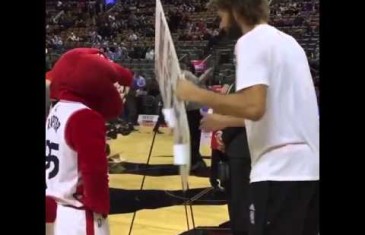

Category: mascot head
[49, 48, 133, 121]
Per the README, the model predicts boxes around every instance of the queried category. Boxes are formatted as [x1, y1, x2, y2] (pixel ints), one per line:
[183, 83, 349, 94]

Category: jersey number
[46, 140, 59, 179]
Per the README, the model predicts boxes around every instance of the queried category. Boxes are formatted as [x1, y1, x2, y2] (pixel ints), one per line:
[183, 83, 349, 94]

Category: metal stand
[127, 102, 163, 235]
[127, 101, 219, 235]
[127, 101, 200, 235]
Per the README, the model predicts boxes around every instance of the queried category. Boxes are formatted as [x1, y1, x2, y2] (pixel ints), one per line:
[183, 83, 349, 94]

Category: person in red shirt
[207, 85, 229, 189]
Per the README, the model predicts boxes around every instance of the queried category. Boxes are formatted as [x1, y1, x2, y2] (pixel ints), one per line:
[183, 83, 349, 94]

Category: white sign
[155, 0, 191, 190]
[137, 114, 159, 127]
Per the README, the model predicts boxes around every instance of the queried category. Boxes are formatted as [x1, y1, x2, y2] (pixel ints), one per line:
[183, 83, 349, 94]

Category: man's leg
[210, 149, 226, 189]
[224, 128, 251, 235]
[226, 157, 251, 235]
[249, 181, 319, 235]
[126, 95, 138, 125]
[153, 109, 164, 134]
[186, 109, 204, 167]
[302, 182, 319, 235]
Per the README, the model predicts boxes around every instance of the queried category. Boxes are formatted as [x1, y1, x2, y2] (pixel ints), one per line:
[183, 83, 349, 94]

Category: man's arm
[197, 86, 267, 121]
[177, 38, 270, 121]
[218, 115, 245, 128]
[200, 113, 245, 132]
[178, 83, 267, 121]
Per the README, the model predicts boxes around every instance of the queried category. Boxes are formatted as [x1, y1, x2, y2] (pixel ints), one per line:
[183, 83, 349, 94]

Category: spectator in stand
[106, 47, 116, 61]
[128, 12, 138, 30]
[125, 72, 144, 125]
[121, 43, 129, 58]
[108, 14, 116, 22]
[56, 0, 63, 10]
[212, 28, 220, 37]
[114, 46, 123, 61]
[203, 29, 212, 40]
[102, 37, 110, 47]
[128, 31, 138, 41]
[68, 32, 80, 42]
[145, 48, 155, 60]
[46, 0, 318, 92]
[52, 35, 63, 50]
[197, 18, 206, 32]
[96, 0, 105, 14]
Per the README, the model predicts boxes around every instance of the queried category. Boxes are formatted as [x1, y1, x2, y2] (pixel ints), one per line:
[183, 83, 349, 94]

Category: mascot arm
[66, 109, 110, 216]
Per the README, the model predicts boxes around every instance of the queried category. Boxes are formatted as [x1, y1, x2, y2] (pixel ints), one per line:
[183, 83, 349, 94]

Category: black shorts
[249, 181, 319, 235]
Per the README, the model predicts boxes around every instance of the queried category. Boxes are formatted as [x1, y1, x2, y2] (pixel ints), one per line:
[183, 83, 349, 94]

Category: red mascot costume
[45, 48, 132, 235]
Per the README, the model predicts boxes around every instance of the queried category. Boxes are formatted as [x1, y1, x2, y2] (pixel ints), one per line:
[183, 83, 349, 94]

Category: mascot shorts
[54, 205, 110, 235]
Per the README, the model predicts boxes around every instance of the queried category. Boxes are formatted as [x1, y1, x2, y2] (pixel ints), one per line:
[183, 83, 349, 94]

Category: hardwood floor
[107, 126, 229, 235]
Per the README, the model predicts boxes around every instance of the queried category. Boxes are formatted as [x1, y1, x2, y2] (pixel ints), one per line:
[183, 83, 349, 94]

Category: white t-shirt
[235, 24, 319, 183]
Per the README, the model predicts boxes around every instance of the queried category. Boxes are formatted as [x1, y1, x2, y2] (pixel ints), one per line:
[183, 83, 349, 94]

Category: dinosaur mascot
[45, 48, 132, 235]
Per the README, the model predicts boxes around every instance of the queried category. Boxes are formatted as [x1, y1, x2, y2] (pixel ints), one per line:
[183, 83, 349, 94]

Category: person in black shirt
[210, 84, 251, 235]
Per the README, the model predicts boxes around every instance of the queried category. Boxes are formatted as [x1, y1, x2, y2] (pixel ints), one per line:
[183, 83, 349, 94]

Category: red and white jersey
[46, 101, 89, 207]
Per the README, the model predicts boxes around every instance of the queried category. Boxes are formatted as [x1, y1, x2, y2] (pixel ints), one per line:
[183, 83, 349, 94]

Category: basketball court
[107, 126, 229, 235]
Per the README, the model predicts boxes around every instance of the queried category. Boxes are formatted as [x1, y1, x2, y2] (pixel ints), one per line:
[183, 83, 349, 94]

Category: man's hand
[201, 113, 245, 131]
[176, 79, 201, 102]
[200, 114, 228, 132]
